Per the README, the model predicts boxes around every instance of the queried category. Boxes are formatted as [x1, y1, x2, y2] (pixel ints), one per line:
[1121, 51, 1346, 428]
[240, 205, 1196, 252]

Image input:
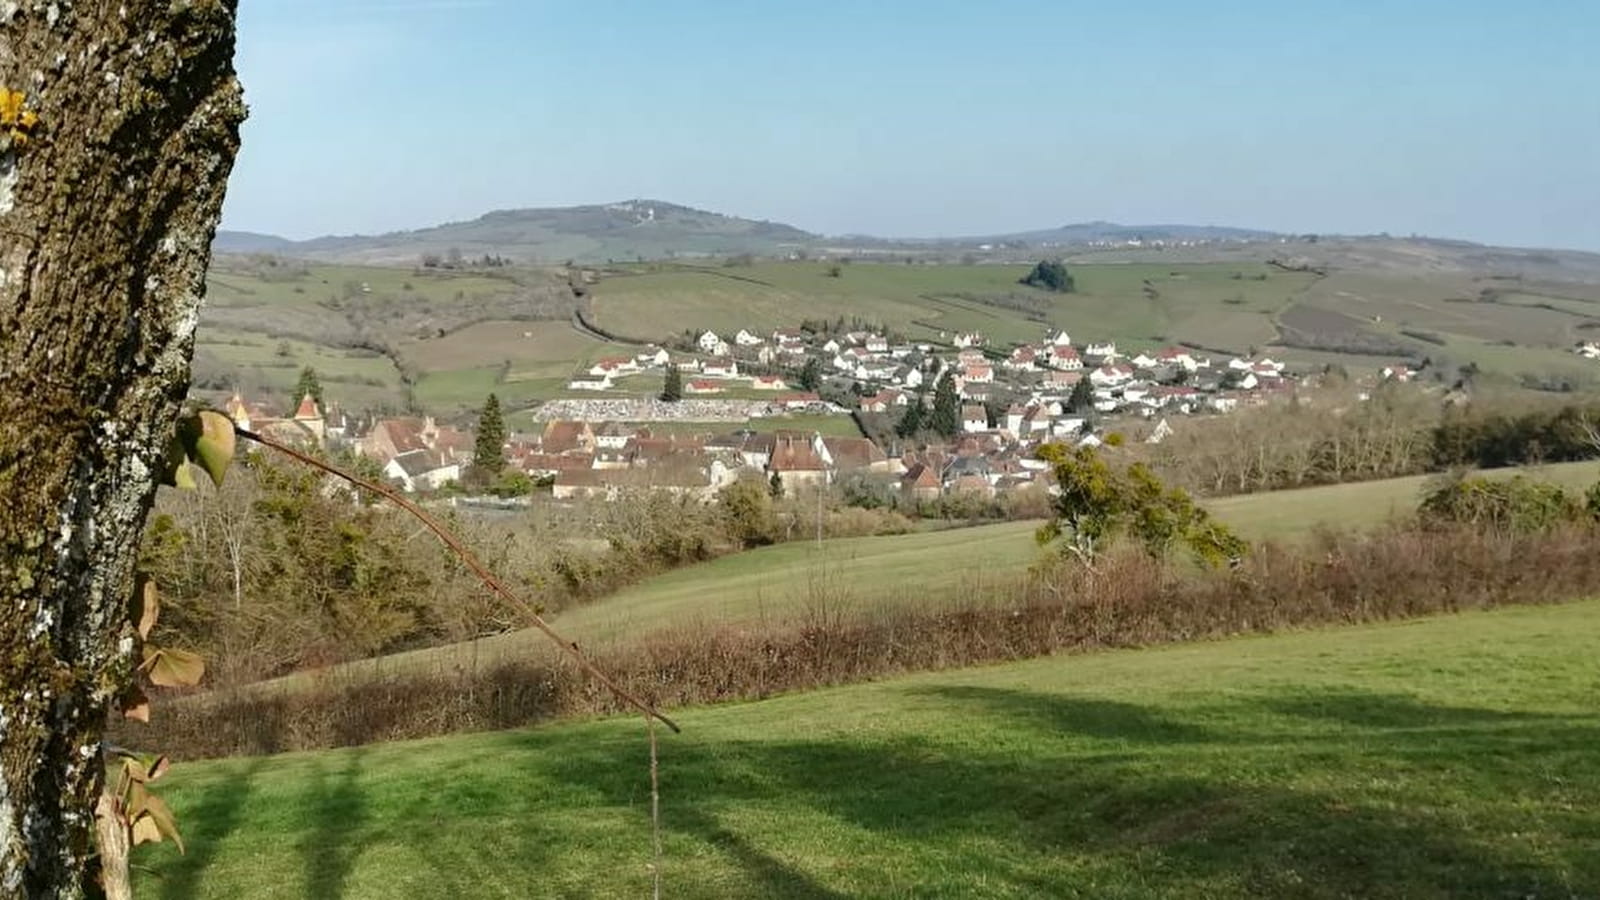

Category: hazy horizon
[225, 0, 1600, 251]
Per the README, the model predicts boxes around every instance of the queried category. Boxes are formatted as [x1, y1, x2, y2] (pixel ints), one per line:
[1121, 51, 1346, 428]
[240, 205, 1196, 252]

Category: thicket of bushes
[140, 462, 921, 685]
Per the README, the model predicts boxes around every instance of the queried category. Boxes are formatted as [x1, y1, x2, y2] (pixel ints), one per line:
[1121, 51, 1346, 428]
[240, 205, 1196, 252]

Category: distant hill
[219, 200, 819, 265]
[213, 201, 1599, 275]
[993, 220, 1280, 246]
[214, 230, 297, 254]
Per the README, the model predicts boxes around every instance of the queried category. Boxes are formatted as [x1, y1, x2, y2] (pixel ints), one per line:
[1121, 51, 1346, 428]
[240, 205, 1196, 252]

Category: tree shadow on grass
[1258, 688, 1556, 729]
[156, 758, 268, 900]
[910, 685, 1220, 744]
[299, 748, 369, 900]
[522, 686, 1600, 897]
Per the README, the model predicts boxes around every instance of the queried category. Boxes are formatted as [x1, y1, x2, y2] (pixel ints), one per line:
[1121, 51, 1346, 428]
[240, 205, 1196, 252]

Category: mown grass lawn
[138, 599, 1600, 898]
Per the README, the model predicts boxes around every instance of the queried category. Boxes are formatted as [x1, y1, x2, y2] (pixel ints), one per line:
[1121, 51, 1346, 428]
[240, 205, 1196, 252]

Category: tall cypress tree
[930, 371, 960, 437]
[895, 398, 925, 438]
[1067, 377, 1093, 414]
[474, 393, 507, 474]
[660, 364, 683, 402]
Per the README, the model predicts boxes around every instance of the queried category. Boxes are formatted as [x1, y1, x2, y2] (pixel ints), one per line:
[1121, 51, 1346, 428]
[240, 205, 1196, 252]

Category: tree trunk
[0, 3, 243, 896]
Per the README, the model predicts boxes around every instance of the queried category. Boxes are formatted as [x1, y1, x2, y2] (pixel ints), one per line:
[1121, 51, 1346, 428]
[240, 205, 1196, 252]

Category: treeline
[1152, 385, 1600, 496]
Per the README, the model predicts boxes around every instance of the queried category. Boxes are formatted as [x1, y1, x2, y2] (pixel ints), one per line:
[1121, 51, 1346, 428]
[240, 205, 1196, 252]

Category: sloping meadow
[142, 521, 1600, 759]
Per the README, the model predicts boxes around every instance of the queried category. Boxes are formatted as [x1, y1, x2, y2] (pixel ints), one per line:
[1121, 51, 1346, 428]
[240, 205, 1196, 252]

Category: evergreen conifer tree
[474, 393, 507, 474]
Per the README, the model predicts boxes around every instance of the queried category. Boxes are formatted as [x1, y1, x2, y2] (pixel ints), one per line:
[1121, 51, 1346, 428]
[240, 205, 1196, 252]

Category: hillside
[214, 199, 1298, 265]
[193, 256, 605, 414]
[588, 257, 1600, 389]
[289, 459, 1600, 686]
[220, 200, 818, 266]
[137, 599, 1600, 897]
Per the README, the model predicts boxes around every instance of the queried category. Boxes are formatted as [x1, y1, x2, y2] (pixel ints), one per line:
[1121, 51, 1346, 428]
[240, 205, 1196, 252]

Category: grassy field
[327, 459, 1600, 685]
[197, 259, 595, 415]
[1281, 270, 1600, 386]
[592, 260, 1314, 352]
[137, 599, 1600, 898]
[196, 255, 1600, 417]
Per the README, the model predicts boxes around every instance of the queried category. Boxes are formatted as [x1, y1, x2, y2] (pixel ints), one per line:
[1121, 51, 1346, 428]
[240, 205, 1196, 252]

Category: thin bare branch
[234, 426, 681, 733]
[646, 712, 664, 900]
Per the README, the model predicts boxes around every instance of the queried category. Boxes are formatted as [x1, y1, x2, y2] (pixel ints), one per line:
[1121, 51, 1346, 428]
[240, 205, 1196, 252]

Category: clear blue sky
[226, 0, 1599, 250]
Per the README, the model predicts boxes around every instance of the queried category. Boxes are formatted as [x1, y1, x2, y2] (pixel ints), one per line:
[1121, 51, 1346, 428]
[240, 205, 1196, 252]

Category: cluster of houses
[223, 391, 476, 492]
[510, 421, 895, 501]
[513, 419, 1072, 501]
[222, 313, 1423, 501]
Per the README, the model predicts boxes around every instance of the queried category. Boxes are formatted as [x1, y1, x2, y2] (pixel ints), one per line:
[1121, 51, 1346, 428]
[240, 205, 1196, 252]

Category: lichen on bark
[0, 1, 244, 896]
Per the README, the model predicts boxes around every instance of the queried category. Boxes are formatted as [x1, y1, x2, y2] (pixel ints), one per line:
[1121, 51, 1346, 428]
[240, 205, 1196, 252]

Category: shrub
[1419, 472, 1581, 533]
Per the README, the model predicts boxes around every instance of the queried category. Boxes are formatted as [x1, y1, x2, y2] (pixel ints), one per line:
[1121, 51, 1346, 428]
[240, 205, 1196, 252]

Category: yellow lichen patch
[0, 88, 40, 146]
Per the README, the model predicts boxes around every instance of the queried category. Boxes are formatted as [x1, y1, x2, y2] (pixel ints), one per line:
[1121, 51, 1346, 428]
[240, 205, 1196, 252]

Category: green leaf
[160, 434, 193, 489]
[192, 410, 236, 487]
[173, 458, 197, 491]
[142, 646, 205, 688]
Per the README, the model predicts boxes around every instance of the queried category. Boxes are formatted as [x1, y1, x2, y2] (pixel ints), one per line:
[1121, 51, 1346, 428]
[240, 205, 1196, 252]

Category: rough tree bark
[0, 3, 243, 896]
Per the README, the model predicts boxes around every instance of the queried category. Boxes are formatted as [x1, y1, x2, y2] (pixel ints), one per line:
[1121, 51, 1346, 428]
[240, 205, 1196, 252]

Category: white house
[702, 357, 740, 378]
[961, 405, 989, 433]
[1089, 363, 1135, 387]
[1005, 405, 1026, 435]
[1008, 346, 1039, 371]
[952, 332, 984, 349]
[1047, 346, 1083, 370]
[384, 450, 460, 492]
[1131, 352, 1161, 369]
[636, 346, 671, 368]
[685, 379, 725, 395]
[1085, 341, 1117, 360]
[734, 328, 764, 347]
[963, 364, 994, 384]
[857, 362, 898, 381]
[697, 330, 725, 353]
[822, 338, 842, 354]
[595, 422, 636, 450]
[567, 374, 613, 391]
[751, 374, 788, 391]
[861, 389, 908, 413]
[865, 334, 889, 353]
[898, 366, 925, 389]
[588, 356, 638, 378]
[1048, 329, 1072, 347]
[1156, 347, 1197, 370]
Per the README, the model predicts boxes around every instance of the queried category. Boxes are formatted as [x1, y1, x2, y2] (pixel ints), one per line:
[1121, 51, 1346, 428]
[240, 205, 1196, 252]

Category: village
[218, 322, 1418, 503]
